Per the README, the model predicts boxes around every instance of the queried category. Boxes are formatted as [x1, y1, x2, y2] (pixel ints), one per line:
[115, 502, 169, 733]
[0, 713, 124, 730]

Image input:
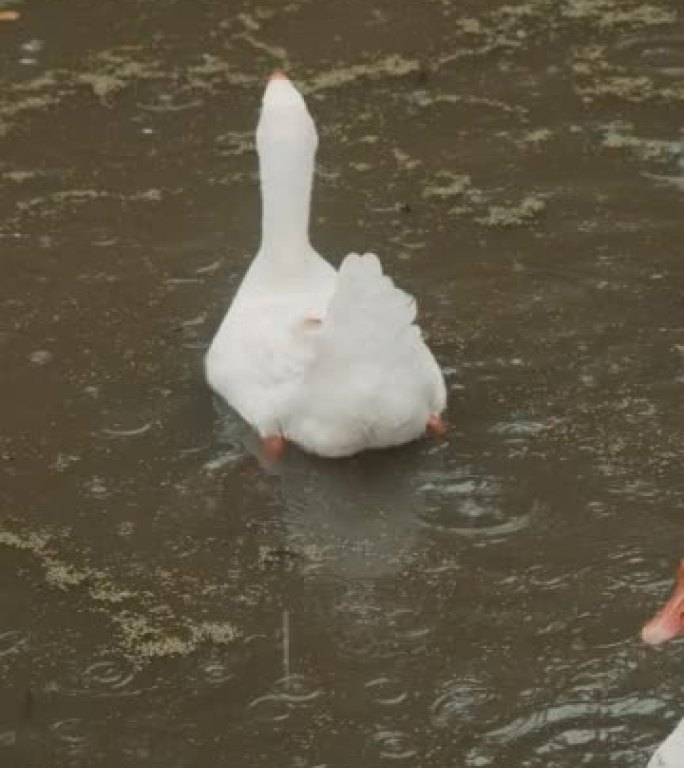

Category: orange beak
[642, 560, 684, 645]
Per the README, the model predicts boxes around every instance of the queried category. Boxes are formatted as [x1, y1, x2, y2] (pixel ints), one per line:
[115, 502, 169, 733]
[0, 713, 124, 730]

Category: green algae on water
[0, 523, 240, 665]
[423, 173, 472, 200]
[562, 0, 676, 28]
[306, 55, 421, 94]
[523, 128, 553, 146]
[578, 74, 684, 103]
[601, 124, 682, 163]
[0, 528, 51, 553]
[477, 195, 546, 227]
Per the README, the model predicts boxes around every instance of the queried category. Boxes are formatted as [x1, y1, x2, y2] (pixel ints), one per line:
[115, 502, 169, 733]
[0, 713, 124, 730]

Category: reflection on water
[1, 0, 683, 765]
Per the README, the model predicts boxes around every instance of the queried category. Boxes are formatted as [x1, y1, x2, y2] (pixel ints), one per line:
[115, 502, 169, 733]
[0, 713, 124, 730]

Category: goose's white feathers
[205, 74, 446, 458]
[647, 717, 684, 767]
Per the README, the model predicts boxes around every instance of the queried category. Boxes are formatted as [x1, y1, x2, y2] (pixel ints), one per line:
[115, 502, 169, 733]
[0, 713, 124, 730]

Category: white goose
[205, 72, 446, 458]
[642, 561, 684, 767]
[646, 720, 684, 768]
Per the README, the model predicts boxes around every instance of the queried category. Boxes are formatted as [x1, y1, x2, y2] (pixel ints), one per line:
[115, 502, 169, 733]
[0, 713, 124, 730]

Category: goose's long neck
[259, 151, 314, 256]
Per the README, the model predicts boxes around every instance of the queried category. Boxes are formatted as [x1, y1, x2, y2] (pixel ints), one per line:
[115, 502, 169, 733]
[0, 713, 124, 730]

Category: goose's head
[642, 560, 684, 645]
[256, 72, 318, 168]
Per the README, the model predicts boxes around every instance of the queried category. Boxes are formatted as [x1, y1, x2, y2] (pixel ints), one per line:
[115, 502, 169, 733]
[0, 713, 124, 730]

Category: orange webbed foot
[427, 414, 447, 437]
[262, 434, 285, 461]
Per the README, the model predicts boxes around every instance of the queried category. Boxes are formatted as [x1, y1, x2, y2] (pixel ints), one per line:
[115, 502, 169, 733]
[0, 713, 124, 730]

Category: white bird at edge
[641, 560, 684, 767]
[205, 71, 447, 459]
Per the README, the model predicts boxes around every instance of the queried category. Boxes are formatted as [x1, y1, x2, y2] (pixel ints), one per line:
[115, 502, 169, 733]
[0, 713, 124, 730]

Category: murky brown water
[1, 0, 683, 765]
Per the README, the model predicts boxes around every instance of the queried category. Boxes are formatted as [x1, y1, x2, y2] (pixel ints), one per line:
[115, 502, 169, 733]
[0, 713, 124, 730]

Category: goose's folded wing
[300, 252, 444, 412]
[315, 252, 417, 365]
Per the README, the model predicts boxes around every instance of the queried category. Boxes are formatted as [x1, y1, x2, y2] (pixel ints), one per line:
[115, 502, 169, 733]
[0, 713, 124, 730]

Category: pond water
[1, 0, 683, 765]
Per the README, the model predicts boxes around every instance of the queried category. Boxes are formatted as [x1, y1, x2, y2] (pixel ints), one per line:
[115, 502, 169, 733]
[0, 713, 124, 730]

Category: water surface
[1, 0, 683, 765]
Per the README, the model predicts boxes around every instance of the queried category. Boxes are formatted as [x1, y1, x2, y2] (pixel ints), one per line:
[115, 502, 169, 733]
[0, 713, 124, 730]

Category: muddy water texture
[1, 0, 683, 765]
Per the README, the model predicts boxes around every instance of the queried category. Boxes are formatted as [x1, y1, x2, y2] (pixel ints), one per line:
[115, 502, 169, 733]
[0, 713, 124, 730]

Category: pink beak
[269, 70, 288, 82]
[642, 560, 684, 645]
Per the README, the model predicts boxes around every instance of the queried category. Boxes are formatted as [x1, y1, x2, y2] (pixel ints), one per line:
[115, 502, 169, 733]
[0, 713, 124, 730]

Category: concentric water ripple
[416, 469, 533, 538]
[613, 33, 684, 77]
[0, 730, 16, 747]
[431, 677, 493, 729]
[465, 693, 669, 766]
[50, 718, 89, 756]
[370, 726, 418, 761]
[61, 658, 143, 699]
[364, 676, 410, 708]
[331, 593, 432, 661]
[0, 630, 28, 659]
[247, 674, 324, 724]
[201, 651, 235, 686]
[101, 421, 154, 439]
